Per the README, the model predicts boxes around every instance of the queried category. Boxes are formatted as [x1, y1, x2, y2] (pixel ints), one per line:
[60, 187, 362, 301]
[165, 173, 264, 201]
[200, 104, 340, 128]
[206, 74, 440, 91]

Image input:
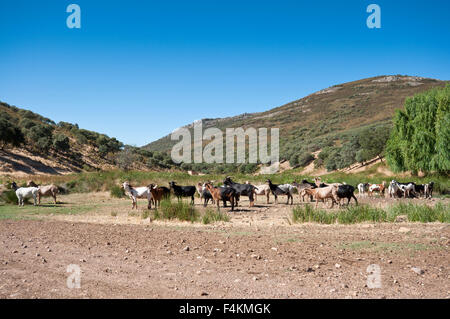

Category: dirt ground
[0, 193, 449, 299]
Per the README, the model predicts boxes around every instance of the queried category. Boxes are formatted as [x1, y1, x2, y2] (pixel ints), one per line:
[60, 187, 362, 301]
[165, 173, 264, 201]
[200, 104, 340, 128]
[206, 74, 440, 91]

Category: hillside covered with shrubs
[0, 101, 178, 174]
[144, 75, 448, 174]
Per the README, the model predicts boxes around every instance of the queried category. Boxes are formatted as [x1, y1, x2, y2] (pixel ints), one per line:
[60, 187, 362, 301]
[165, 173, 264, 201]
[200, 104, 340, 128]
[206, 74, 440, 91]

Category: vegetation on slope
[143, 75, 448, 174]
[0, 101, 178, 172]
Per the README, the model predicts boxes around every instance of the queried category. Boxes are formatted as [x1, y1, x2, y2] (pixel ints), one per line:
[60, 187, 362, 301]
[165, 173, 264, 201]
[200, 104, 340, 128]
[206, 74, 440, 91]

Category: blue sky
[1, 0, 449, 146]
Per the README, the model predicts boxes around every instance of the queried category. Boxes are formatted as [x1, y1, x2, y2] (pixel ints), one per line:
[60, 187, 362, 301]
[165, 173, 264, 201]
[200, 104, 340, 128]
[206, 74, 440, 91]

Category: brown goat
[204, 183, 235, 211]
[148, 184, 170, 209]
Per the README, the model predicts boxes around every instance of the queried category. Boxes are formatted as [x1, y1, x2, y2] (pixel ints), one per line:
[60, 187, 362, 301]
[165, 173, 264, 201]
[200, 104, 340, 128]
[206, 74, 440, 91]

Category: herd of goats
[120, 177, 435, 211]
[8, 177, 435, 210]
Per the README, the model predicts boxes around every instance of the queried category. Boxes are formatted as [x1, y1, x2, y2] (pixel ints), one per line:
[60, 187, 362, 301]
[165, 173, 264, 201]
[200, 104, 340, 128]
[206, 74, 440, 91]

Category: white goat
[357, 183, 369, 197]
[122, 181, 152, 209]
[388, 180, 401, 198]
[11, 182, 39, 206]
[253, 184, 271, 203]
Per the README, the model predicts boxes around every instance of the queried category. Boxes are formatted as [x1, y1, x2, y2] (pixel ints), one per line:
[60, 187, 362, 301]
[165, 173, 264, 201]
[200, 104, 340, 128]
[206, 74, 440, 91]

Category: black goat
[415, 184, 426, 197]
[336, 185, 358, 206]
[223, 177, 255, 207]
[169, 181, 196, 205]
[201, 189, 214, 207]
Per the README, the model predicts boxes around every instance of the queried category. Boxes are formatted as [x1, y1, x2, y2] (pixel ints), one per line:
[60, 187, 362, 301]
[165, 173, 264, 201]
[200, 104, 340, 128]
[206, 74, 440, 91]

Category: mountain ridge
[143, 75, 449, 163]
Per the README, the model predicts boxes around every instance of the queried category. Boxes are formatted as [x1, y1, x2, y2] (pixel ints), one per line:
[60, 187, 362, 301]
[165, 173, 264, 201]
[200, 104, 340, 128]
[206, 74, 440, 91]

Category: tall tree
[386, 85, 450, 174]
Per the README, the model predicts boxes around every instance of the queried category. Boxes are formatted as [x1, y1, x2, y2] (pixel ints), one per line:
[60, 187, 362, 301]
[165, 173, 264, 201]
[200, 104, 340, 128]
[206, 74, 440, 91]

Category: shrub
[298, 153, 315, 167]
[27, 124, 53, 152]
[154, 199, 199, 222]
[19, 118, 36, 130]
[110, 185, 125, 198]
[115, 146, 136, 170]
[0, 190, 20, 205]
[53, 134, 70, 152]
[0, 117, 25, 149]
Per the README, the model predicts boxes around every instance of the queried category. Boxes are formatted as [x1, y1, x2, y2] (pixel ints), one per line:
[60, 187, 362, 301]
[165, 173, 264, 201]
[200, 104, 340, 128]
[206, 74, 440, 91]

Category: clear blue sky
[1, 0, 449, 146]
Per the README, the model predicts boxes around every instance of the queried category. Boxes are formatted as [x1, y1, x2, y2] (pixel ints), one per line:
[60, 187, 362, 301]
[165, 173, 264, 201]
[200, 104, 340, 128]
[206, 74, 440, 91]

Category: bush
[298, 153, 315, 167]
[0, 190, 20, 205]
[19, 118, 36, 130]
[289, 154, 299, 167]
[53, 134, 70, 152]
[154, 199, 199, 222]
[0, 116, 25, 149]
[110, 185, 125, 198]
[27, 124, 53, 152]
[115, 146, 136, 170]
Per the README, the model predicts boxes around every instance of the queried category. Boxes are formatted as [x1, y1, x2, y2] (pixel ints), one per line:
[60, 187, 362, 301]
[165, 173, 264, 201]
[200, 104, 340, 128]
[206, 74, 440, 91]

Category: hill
[143, 75, 448, 172]
[0, 102, 175, 175]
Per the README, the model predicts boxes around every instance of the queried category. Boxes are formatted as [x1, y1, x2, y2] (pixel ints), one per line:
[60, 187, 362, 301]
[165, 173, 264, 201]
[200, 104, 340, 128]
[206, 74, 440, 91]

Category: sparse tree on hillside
[115, 145, 136, 171]
[0, 115, 25, 149]
[358, 126, 390, 163]
[27, 124, 54, 152]
[53, 134, 70, 152]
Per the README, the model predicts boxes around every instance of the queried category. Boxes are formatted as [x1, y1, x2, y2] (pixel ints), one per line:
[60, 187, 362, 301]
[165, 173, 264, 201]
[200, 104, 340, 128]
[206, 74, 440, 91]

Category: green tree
[53, 134, 70, 152]
[358, 125, 390, 162]
[27, 124, 53, 152]
[386, 85, 450, 173]
[0, 115, 25, 149]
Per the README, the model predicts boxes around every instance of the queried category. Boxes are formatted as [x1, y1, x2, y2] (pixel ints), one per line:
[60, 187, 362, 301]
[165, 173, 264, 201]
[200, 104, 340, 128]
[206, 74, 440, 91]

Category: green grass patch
[292, 204, 337, 224]
[337, 205, 387, 224]
[387, 202, 449, 223]
[153, 199, 199, 223]
[292, 203, 449, 224]
[0, 202, 97, 220]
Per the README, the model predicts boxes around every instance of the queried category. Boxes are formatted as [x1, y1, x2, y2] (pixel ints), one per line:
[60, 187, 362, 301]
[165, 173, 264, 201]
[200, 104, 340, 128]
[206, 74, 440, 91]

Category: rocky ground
[1, 193, 449, 299]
